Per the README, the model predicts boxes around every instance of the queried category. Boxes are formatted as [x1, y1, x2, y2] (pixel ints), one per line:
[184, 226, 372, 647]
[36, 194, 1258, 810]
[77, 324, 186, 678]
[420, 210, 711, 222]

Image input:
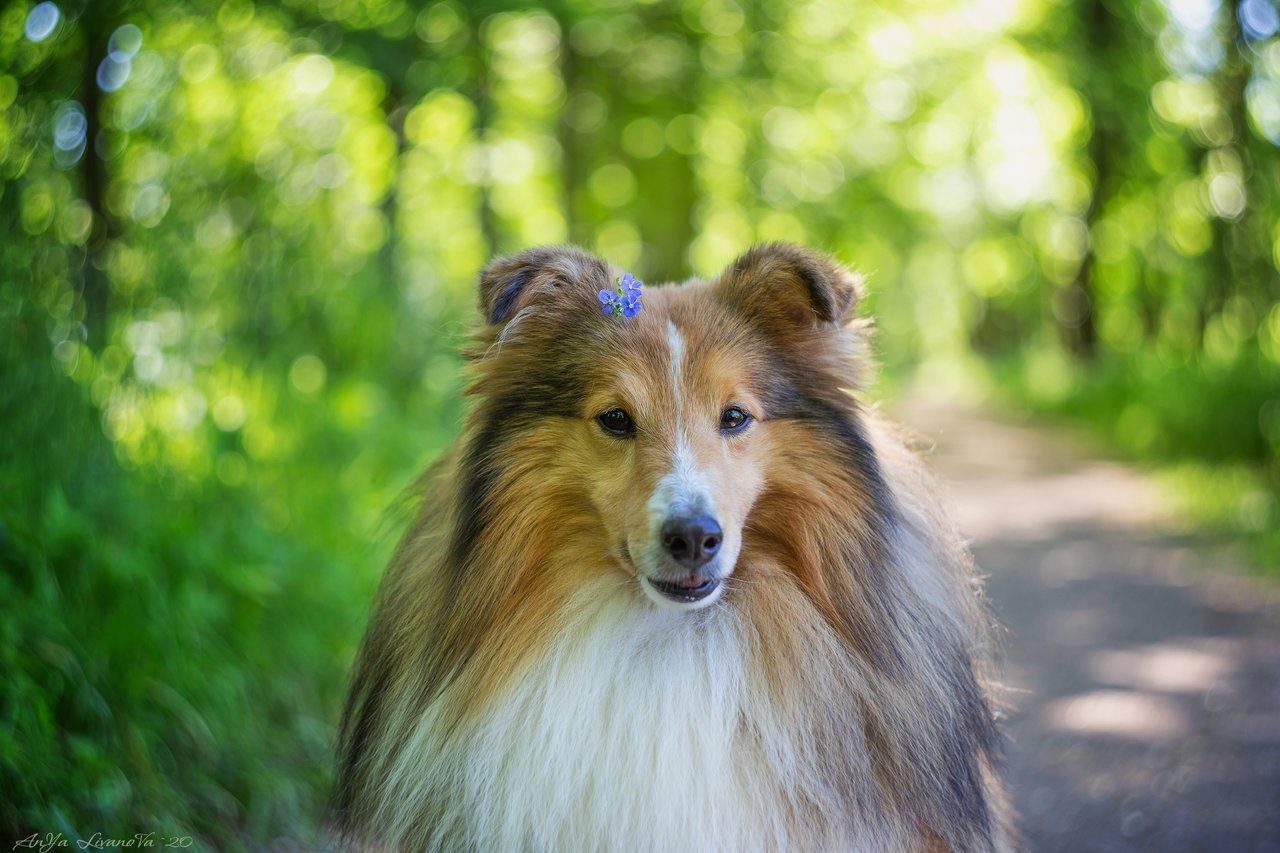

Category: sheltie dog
[334, 243, 1014, 851]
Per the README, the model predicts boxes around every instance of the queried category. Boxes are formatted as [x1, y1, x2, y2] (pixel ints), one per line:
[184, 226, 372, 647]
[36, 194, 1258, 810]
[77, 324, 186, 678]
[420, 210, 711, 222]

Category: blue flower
[619, 273, 641, 299]
[599, 273, 644, 319]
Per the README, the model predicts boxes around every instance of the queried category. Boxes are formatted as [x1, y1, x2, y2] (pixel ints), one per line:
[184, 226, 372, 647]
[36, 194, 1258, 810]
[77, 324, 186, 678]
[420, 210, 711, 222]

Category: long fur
[334, 243, 1015, 852]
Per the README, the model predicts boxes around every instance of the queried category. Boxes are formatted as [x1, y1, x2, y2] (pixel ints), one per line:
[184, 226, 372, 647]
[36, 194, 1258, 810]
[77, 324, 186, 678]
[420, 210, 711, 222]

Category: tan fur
[335, 244, 1017, 852]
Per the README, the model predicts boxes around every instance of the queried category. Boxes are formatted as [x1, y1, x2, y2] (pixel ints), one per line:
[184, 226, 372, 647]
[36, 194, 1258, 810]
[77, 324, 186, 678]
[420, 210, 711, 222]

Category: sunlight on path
[889, 395, 1280, 853]
[891, 399, 1171, 540]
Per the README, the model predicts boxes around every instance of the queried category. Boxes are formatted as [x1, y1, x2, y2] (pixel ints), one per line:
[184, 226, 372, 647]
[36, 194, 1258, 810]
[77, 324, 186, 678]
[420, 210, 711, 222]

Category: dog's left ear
[716, 243, 863, 330]
[478, 245, 612, 326]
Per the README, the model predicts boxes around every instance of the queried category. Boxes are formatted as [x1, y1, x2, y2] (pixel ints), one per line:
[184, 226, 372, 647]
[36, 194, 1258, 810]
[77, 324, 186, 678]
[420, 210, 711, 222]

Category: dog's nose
[661, 516, 722, 569]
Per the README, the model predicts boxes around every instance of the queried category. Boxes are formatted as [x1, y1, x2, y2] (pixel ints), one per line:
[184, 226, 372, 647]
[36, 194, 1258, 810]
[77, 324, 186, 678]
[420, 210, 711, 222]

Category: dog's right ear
[715, 242, 863, 332]
[479, 245, 612, 326]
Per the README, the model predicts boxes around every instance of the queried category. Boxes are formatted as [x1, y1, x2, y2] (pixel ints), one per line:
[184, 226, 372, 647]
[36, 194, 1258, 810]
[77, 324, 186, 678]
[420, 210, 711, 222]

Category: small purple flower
[619, 273, 641, 299]
[599, 273, 644, 319]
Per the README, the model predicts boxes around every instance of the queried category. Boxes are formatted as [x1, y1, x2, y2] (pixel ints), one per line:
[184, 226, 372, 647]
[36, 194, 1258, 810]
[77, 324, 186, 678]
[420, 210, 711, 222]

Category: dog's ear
[716, 243, 863, 330]
[479, 245, 612, 326]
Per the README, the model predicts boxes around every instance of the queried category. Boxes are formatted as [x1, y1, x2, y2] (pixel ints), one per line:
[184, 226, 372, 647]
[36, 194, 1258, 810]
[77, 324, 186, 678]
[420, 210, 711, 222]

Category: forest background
[2, 0, 1277, 845]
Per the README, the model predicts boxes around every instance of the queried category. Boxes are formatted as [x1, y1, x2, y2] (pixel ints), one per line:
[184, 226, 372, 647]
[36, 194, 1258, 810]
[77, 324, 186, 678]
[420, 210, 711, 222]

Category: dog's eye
[719, 407, 752, 433]
[597, 408, 636, 437]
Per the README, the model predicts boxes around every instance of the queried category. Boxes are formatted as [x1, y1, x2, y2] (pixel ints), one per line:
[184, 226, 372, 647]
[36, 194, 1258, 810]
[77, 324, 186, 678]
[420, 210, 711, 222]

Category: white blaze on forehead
[647, 320, 710, 523]
[666, 320, 684, 412]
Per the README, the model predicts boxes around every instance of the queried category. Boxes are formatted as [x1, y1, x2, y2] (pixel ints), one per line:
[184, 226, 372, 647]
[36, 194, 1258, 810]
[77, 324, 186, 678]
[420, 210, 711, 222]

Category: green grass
[996, 348, 1280, 573]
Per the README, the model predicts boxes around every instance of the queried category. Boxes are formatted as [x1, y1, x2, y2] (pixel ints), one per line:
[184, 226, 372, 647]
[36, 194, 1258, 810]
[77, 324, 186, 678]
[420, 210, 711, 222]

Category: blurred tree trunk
[1061, 0, 1121, 360]
[469, 10, 499, 256]
[637, 8, 700, 283]
[661, 134, 699, 283]
[381, 79, 408, 298]
[556, 17, 586, 247]
[1067, 117, 1106, 358]
[639, 146, 699, 283]
[79, 6, 111, 349]
[1197, 0, 1256, 341]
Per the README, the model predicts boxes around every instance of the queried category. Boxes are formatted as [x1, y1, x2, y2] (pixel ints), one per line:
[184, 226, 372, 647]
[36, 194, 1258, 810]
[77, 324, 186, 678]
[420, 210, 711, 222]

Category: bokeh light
[23, 2, 59, 42]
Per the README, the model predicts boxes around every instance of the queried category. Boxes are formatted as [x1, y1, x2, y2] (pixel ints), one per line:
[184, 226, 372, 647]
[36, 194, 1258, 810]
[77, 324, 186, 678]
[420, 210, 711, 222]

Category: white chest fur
[371, 582, 899, 852]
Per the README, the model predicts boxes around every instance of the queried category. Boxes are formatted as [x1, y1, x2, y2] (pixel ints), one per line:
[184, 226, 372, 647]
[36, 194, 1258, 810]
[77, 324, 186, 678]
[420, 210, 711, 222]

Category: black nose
[661, 516, 723, 569]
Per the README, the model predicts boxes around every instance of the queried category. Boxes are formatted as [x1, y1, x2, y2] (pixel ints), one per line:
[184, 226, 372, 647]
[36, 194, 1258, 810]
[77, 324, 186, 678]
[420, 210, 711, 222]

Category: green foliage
[1002, 348, 1280, 568]
[0, 306, 412, 845]
[1, 0, 1278, 845]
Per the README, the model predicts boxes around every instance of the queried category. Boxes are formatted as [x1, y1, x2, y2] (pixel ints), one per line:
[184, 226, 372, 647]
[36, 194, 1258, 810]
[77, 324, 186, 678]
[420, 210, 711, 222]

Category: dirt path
[891, 397, 1280, 852]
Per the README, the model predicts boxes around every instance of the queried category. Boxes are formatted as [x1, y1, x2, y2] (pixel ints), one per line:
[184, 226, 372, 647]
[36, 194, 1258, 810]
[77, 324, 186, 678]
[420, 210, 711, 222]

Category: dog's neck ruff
[365, 578, 909, 852]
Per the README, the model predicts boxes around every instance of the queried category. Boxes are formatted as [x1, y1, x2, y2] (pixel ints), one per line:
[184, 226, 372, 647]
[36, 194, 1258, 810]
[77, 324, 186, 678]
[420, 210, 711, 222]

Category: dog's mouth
[645, 575, 721, 603]
[622, 541, 726, 607]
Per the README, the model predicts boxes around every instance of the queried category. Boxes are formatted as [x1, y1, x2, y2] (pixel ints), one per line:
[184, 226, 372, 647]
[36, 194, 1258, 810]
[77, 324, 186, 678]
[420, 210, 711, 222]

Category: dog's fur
[334, 243, 1014, 852]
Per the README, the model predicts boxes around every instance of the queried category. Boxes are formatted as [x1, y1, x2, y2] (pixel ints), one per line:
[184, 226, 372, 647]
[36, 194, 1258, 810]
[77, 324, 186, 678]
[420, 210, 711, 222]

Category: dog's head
[464, 243, 866, 611]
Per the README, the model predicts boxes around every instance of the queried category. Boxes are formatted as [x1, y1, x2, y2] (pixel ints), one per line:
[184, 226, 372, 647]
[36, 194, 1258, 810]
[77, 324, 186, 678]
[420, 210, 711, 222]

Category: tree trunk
[556, 21, 585, 247]
[469, 11, 499, 256]
[380, 80, 408, 300]
[1196, 0, 1260, 341]
[80, 7, 111, 349]
[1061, 0, 1124, 360]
